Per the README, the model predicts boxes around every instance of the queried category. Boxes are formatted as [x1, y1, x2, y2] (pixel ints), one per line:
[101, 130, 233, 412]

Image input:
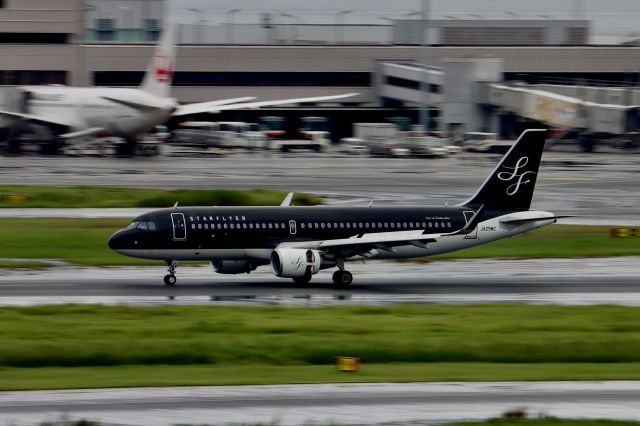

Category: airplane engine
[210, 259, 255, 275]
[270, 248, 321, 278]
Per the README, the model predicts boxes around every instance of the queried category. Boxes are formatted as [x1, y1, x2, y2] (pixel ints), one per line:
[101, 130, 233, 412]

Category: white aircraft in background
[0, 24, 356, 154]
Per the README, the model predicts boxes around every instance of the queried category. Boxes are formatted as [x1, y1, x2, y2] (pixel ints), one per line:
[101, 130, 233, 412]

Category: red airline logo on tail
[153, 53, 173, 83]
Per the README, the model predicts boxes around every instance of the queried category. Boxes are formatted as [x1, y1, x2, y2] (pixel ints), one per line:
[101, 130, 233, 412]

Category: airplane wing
[101, 96, 164, 111]
[172, 97, 257, 117]
[0, 110, 75, 127]
[283, 229, 442, 258]
[59, 127, 106, 139]
[213, 93, 360, 112]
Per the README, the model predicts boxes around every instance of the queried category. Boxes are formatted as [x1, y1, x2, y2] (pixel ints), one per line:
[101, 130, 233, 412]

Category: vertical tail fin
[140, 21, 176, 98]
[461, 129, 547, 211]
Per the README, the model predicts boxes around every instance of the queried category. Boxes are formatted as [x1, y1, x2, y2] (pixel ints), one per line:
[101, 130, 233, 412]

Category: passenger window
[321, 223, 325, 228]
[327, 223, 332, 229]
[268, 223, 273, 229]
[346, 223, 351, 228]
[435, 223, 439, 228]
[191, 224, 196, 229]
[205, 224, 209, 229]
[365, 223, 370, 228]
[275, 223, 279, 229]
[249, 223, 254, 229]
[422, 222, 427, 228]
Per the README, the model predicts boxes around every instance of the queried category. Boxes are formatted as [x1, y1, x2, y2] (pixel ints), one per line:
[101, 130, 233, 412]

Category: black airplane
[108, 129, 565, 287]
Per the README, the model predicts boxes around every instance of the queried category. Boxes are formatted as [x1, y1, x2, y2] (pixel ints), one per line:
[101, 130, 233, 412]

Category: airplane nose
[108, 230, 125, 251]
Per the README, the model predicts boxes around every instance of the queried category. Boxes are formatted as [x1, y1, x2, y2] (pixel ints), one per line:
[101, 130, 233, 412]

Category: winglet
[280, 192, 294, 207]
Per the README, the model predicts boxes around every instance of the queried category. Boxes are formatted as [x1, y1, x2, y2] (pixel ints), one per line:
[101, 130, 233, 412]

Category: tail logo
[497, 156, 536, 196]
[153, 53, 173, 84]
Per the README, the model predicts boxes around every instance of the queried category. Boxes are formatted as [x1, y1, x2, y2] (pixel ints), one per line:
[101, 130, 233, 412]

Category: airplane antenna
[280, 192, 295, 207]
[368, 199, 374, 207]
[173, 201, 179, 208]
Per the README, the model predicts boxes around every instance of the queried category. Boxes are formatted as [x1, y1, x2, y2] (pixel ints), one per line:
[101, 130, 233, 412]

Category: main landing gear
[164, 260, 178, 286]
[332, 258, 353, 288]
[332, 270, 353, 287]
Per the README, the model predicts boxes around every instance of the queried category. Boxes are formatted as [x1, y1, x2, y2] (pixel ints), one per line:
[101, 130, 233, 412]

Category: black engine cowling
[211, 259, 255, 275]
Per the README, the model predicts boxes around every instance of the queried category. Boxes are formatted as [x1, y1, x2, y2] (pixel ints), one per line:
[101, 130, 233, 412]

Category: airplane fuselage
[22, 86, 175, 138]
[108, 205, 554, 263]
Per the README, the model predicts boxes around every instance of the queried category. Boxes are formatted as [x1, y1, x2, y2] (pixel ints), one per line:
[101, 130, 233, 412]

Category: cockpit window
[126, 220, 156, 230]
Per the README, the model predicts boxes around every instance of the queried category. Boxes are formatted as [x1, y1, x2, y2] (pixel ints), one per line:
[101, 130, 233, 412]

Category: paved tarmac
[3, 381, 640, 426]
[1, 258, 638, 307]
[1, 151, 639, 224]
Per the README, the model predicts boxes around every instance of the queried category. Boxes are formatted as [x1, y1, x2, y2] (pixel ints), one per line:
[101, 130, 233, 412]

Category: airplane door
[171, 213, 187, 241]
[463, 211, 478, 239]
[289, 220, 297, 235]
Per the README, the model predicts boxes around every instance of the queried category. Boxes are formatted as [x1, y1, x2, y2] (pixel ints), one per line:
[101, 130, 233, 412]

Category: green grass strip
[447, 419, 640, 426]
[2, 362, 640, 391]
[2, 304, 640, 368]
[0, 186, 321, 208]
[0, 221, 638, 267]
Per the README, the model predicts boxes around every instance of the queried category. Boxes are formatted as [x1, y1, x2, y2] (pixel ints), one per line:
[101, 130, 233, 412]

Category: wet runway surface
[3, 381, 640, 426]
[1, 258, 638, 306]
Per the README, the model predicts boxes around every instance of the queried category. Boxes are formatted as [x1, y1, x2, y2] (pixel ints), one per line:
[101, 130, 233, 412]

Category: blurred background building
[0, 0, 639, 139]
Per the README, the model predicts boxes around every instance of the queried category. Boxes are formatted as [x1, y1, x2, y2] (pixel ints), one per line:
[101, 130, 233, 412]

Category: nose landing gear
[164, 260, 178, 286]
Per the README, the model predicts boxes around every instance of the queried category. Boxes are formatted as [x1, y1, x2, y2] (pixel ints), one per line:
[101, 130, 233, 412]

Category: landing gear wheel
[293, 274, 312, 285]
[164, 260, 178, 286]
[332, 270, 353, 288]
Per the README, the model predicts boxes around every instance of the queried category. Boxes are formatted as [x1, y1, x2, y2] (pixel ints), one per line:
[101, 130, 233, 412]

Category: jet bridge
[483, 83, 638, 135]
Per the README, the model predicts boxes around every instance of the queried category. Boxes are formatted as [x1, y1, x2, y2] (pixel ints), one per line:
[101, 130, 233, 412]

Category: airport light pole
[419, 0, 431, 134]
[278, 11, 295, 44]
[226, 9, 241, 44]
[188, 8, 203, 43]
[335, 10, 353, 44]
[118, 5, 131, 40]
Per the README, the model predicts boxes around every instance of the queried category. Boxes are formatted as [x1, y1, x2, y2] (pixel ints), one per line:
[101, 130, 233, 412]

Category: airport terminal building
[1, 0, 640, 138]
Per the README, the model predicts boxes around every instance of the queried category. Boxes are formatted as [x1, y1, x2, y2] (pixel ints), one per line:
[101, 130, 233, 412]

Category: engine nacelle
[211, 259, 255, 275]
[270, 248, 321, 278]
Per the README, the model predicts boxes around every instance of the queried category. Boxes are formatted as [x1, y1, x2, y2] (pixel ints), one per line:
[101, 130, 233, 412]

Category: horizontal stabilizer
[500, 215, 574, 225]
